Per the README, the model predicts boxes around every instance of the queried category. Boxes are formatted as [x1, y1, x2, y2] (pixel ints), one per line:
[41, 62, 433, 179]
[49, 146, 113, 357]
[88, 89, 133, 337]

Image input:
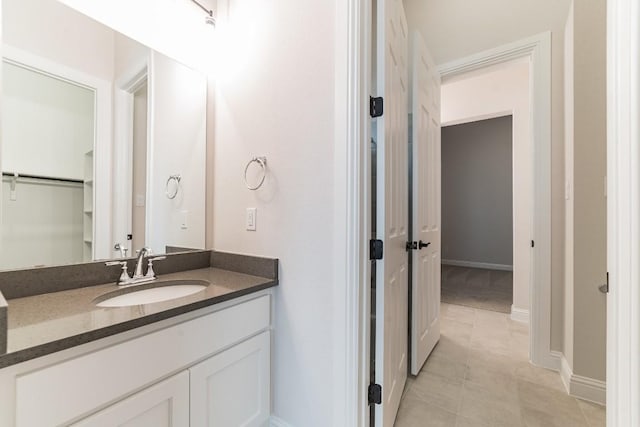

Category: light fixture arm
[190, 0, 214, 18]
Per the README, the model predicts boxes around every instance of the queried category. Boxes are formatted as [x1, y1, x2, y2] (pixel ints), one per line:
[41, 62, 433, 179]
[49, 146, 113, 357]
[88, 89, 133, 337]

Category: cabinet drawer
[15, 295, 270, 426]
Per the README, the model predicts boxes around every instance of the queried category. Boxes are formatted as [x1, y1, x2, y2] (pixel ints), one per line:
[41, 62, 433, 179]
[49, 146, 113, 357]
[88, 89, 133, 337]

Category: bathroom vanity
[0, 250, 278, 426]
[0, 1, 281, 424]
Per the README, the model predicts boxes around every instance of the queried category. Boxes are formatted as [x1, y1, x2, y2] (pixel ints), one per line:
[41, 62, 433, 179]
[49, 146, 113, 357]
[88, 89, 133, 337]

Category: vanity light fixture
[190, 0, 216, 27]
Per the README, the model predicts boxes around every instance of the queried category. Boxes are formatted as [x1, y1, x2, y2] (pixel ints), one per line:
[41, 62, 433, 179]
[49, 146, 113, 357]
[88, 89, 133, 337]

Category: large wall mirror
[1, 0, 208, 270]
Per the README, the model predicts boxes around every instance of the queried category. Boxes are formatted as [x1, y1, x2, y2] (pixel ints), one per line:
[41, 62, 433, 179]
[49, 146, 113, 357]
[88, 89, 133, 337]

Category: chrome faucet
[133, 247, 152, 280]
[106, 247, 166, 286]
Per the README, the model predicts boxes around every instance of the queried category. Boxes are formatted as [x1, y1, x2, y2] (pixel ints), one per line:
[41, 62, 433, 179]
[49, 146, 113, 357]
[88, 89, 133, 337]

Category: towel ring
[244, 157, 267, 190]
[165, 174, 181, 199]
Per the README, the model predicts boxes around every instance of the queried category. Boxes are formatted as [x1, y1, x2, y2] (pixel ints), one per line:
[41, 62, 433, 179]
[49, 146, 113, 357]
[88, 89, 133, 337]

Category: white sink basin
[96, 280, 209, 308]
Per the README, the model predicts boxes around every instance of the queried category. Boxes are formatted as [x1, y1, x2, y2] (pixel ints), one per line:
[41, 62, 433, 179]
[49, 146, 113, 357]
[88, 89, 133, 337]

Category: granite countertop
[0, 266, 277, 369]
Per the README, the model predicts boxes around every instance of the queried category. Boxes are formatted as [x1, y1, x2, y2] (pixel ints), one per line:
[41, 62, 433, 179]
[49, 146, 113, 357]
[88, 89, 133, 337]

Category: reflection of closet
[1, 58, 96, 269]
[83, 150, 94, 261]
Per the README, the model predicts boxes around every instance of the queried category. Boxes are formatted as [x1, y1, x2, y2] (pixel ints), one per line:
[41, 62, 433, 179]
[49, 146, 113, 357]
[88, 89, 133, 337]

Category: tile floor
[395, 303, 606, 427]
[441, 266, 513, 314]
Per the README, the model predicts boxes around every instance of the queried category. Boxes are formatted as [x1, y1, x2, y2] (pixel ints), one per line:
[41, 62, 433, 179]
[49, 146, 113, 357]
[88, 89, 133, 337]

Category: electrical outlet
[246, 208, 257, 231]
[181, 210, 188, 229]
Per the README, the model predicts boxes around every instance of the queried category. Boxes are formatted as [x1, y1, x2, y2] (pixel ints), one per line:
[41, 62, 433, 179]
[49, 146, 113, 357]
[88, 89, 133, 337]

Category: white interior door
[410, 32, 442, 375]
[375, 0, 409, 425]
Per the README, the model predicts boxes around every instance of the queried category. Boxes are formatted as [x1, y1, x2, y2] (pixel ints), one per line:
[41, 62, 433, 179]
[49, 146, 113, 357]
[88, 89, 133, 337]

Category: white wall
[442, 117, 514, 268]
[57, 0, 217, 75]
[3, 0, 115, 81]
[2, 61, 94, 180]
[563, 1, 575, 371]
[565, 0, 607, 383]
[441, 60, 531, 312]
[212, 0, 336, 425]
[404, 0, 571, 352]
[113, 32, 148, 80]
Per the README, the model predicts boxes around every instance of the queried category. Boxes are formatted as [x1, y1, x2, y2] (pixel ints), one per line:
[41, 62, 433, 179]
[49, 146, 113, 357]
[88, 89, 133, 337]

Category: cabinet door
[72, 371, 189, 427]
[190, 331, 270, 427]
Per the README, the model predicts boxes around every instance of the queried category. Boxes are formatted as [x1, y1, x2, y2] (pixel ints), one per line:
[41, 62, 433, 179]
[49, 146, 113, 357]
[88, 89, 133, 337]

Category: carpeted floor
[441, 265, 513, 313]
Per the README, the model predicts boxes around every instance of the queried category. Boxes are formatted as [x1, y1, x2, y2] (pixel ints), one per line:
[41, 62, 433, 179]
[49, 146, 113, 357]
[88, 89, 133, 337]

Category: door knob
[418, 240, 431, 249]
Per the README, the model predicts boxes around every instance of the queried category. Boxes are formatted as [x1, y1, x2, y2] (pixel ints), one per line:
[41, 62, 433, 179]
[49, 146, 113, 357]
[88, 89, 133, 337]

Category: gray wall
[442, 116, 513, 267]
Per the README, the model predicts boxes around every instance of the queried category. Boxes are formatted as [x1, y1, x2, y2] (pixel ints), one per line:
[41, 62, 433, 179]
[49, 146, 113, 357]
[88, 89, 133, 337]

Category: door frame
[438, 32, 555, 370]
[606, 0, 640, 424]
[332, 0, 372, 426]
[113, 57, 149, 256]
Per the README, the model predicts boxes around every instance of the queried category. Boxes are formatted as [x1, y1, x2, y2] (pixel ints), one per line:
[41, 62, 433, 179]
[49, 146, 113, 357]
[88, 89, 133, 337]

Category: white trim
[334, 0, 371, 426]
[571, 376, 607, 406]
[510, 305, 529, 324]
[270, 416, 294, 427]
[439, 32, 554, 371]
[560, 354, 572, 391]
[441, 110, 513, 127]
[561, 355, 607, 405]
[547, 350, 563, 371]
[442, 259, 513, 271]
[607, 0, 640, 424]
[113, 57, 149, 256]
[1, 44, 113, 261]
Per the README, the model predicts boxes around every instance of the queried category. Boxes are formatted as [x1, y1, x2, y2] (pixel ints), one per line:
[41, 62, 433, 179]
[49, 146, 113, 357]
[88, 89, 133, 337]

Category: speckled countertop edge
[0, 267, 277, 369]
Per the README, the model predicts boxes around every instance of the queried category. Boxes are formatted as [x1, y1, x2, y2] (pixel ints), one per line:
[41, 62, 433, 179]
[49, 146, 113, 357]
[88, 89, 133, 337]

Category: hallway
[395, 303, 605, 426]
[441, 266, 513, 314]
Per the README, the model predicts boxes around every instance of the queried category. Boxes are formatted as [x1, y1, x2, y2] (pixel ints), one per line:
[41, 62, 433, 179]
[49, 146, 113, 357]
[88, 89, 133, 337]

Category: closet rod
[2, 171, 84, 184]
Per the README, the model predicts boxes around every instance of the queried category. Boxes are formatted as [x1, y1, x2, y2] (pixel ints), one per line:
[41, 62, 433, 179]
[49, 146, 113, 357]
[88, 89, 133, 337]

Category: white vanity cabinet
[190, 331, 271, 427]
[1, 293, 272, 427]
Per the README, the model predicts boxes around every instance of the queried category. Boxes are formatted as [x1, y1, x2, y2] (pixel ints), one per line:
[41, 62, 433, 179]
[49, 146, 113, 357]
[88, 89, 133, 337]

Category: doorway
[441, 115, 514, 314]
[368, 28, 553, 427]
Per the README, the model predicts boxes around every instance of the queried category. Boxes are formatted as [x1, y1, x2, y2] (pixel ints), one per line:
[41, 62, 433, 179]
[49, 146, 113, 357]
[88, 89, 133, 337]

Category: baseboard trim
[571, 375, 607, 405]
[560, 355, 606, 405]
[441, 259, 513, 271]
[560, 354, 572, 391]
[270, 416, 294, 427]
[539, 350, 563, 372]
[510, 305, 530, 323]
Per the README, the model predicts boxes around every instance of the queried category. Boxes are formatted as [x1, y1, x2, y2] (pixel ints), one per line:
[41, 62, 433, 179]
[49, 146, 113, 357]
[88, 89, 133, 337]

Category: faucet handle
[105, 261, 127, 267]
[106, 261, 130, 285]
[145, 256, 166, 279]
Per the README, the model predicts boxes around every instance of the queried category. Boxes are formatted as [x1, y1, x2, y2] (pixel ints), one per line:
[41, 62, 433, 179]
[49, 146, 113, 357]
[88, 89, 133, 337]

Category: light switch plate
[246, 208, 257, 231]
[181, 210, 188, 229]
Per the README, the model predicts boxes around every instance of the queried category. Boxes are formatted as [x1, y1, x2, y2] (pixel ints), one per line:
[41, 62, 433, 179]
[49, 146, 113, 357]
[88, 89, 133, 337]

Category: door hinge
[531, 240, 535, 248]
[370, 96, 383, 118]
[599, 272, 609, 294]
[370, 239, 383, 260]
[368, 383, 382, 405]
